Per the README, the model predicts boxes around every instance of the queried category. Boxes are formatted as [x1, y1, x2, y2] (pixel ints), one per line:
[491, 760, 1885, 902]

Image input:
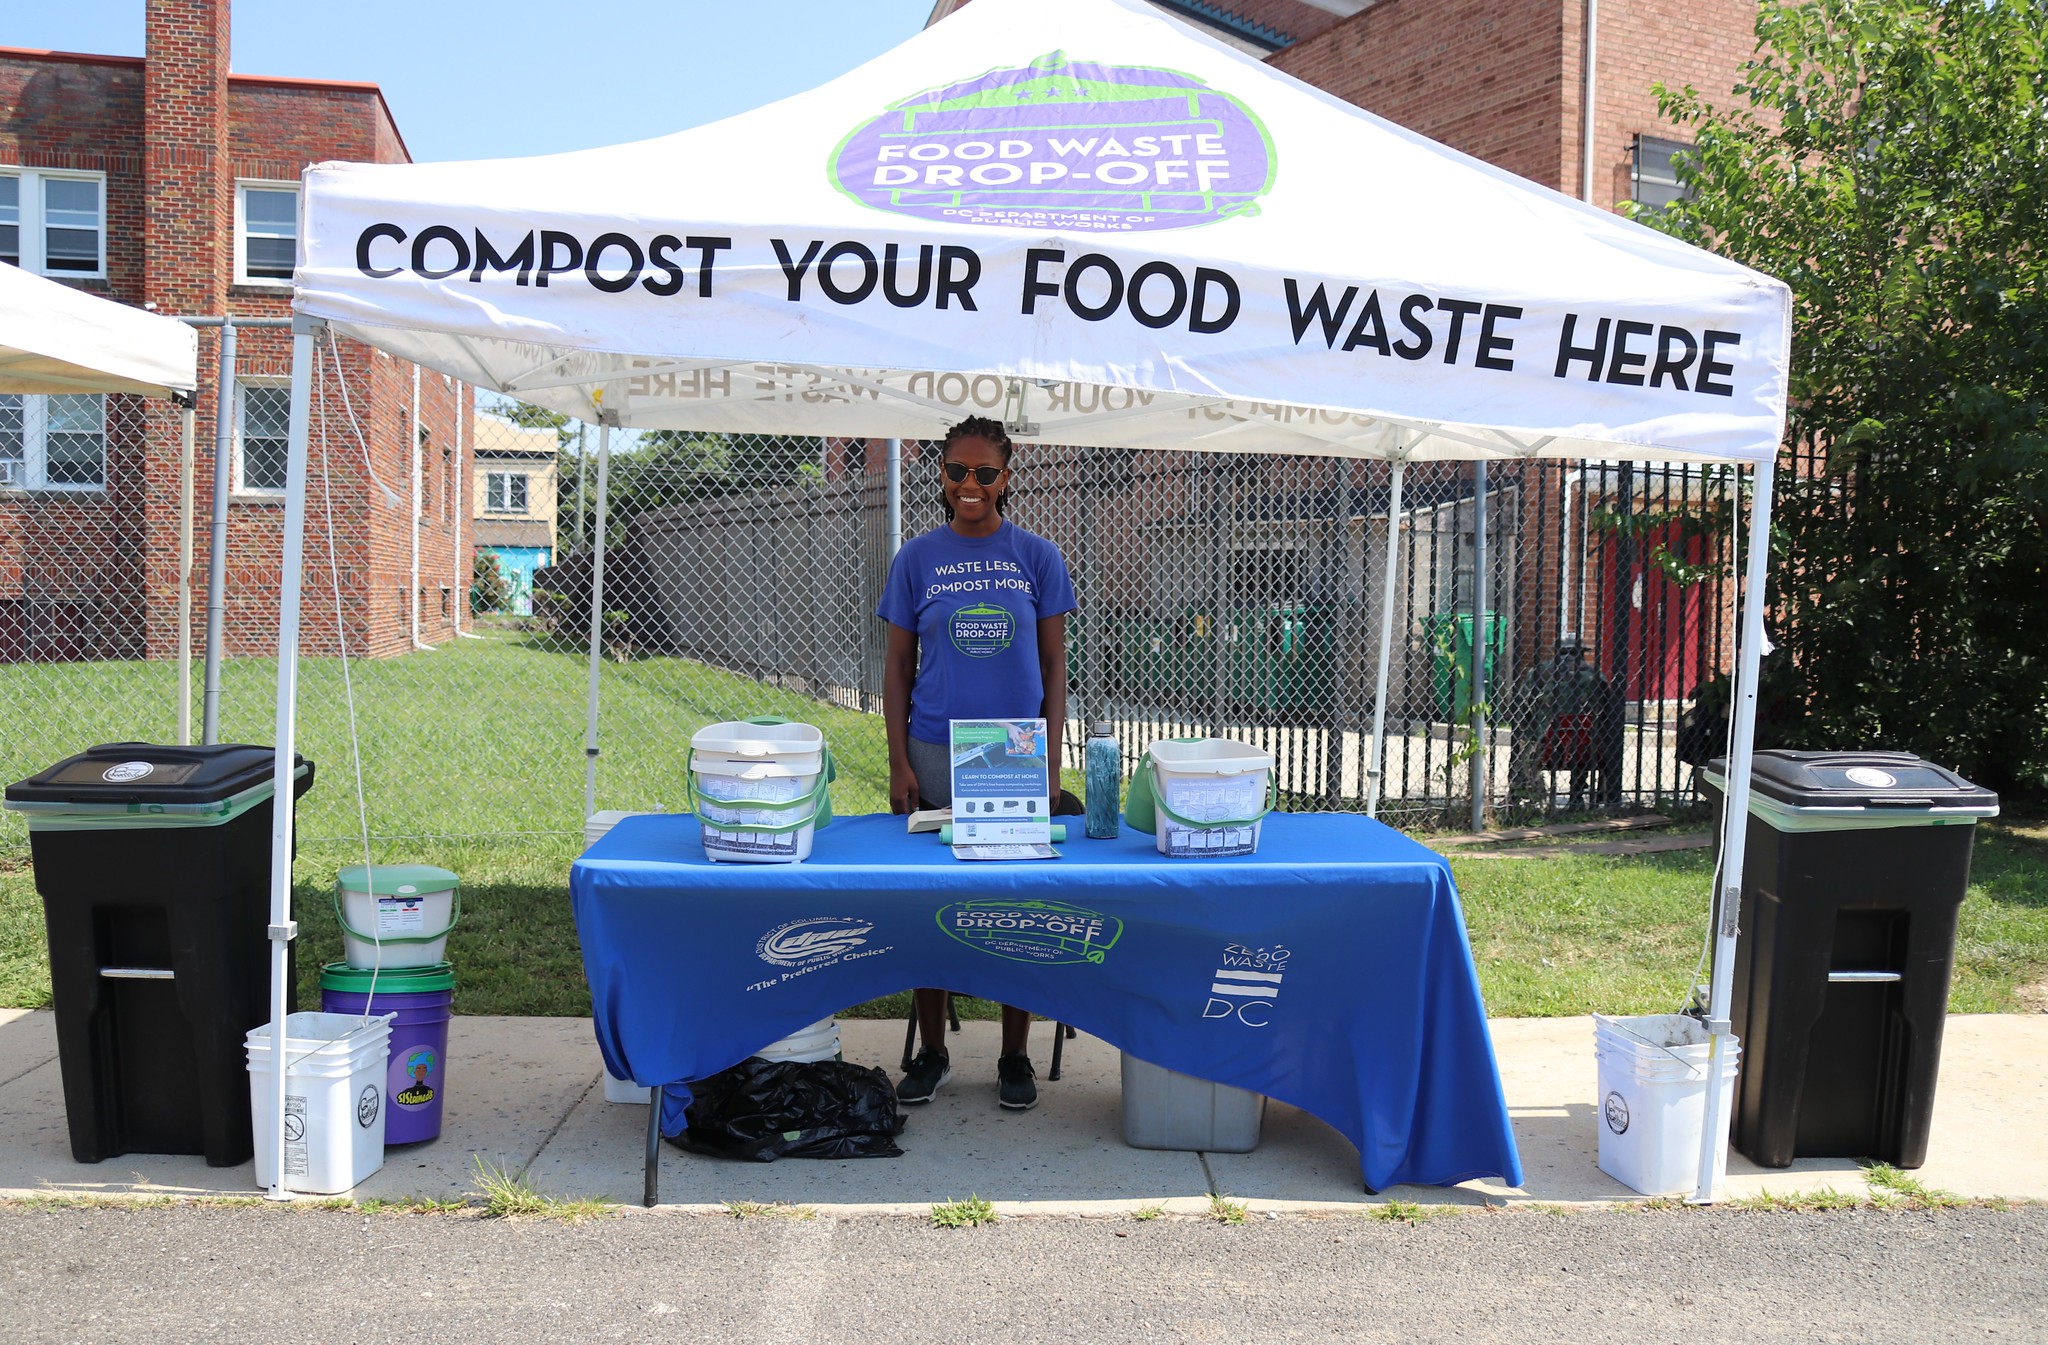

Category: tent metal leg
[1366, 461, 1406, 817]
[1693, 456, 1776, 1204]
[644, 1083, 663, 1208]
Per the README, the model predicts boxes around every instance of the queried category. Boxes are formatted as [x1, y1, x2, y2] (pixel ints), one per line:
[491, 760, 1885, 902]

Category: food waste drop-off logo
[938, 899, 1123, 965]
[832, 51, 1275, 233]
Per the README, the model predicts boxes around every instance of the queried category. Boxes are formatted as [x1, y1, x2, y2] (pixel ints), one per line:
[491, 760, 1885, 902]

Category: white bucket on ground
[1147, 738, 1274, 858]
[1593, 1013, 1740, 1197]
[690, 721, 827, 863]
[603, 1068, 651, 1105]
[246, 1012, 392, 1194]
[584, 809, 652, 850]
[754, 1017, 840, 1064]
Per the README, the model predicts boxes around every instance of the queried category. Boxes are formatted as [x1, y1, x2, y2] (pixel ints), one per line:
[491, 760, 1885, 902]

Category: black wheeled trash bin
[1703, 750, 1997, 1169]
[4, 744, 314, 1167]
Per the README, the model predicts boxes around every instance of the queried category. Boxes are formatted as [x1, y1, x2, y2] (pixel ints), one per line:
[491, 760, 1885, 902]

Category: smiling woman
[876, 414, 1079, 1110]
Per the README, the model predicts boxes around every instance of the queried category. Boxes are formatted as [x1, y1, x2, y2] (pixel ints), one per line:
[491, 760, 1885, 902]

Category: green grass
[930, 1194, 997, 1228]
[1, 639, 2043, 1019]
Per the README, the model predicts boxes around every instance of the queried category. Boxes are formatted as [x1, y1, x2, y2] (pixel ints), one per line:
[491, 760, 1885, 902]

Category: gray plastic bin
[1120, 1052, 1265, 1153]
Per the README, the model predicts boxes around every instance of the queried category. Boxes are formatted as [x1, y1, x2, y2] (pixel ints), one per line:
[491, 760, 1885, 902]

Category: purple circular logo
[832, 50, 1275, 233]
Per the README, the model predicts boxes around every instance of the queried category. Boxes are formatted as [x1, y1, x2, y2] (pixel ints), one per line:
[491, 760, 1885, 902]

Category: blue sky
[7, 0, 936, 162]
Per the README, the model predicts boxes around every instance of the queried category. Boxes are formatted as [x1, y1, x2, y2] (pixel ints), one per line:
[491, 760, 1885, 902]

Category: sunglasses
[942, 462, 1006, 486]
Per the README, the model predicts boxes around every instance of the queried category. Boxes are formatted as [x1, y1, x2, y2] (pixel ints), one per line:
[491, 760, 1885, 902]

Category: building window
[1631, 135, 1695, 212]
[0, 394, 106, 490]
[486, 471, 529, 513]
[235, 182, 298, 285]
[237, 384, 290, 494]
[0, 170, 106, 276]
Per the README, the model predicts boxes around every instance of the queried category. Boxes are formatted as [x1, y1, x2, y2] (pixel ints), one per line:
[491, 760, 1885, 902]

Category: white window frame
[485, 470, 530, 514]
[0, 169, 107, 278]
[0, 393, 107, 492]
[234, 381, 291, 497]
[1630, 135, 1695, 213]
[234, 180, 299, 287]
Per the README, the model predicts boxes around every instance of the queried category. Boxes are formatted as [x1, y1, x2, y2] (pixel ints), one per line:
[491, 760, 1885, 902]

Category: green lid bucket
[319, 960, 455, 995]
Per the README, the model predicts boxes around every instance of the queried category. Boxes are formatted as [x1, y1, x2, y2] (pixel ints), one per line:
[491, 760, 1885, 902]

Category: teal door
[488, 546, 551, 616]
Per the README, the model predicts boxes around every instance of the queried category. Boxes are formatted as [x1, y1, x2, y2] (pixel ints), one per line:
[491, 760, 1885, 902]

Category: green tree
[1644, 0, 2048, 798]
[470, 549, 511, 615]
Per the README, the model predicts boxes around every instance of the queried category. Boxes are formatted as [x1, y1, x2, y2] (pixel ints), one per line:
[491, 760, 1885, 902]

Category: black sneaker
[897, 1049, 951, 1104]
[997, 1052, 1038, 1110]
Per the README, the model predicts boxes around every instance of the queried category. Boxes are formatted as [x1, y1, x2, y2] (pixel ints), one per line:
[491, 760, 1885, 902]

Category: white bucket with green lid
[688, 718, 834, 863]
[1142, 738, 1276, 858]
[335, 863, 460, 968]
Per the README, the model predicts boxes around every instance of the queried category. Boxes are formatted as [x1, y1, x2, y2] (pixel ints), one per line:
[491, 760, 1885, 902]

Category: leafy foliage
[469, 549, 511, 615]
[1641, 0, 2048, 798]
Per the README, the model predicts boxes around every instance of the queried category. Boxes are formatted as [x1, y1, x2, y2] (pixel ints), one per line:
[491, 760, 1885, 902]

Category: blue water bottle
[1084, 722, 1121, 839]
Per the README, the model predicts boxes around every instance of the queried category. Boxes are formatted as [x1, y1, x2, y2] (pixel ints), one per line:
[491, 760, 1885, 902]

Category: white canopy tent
[0, 260, 198, 398]
[273, 0, 1789, 1201]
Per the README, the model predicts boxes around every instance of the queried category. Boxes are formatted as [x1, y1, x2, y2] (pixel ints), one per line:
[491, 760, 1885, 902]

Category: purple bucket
[319, 961, 453, 1145]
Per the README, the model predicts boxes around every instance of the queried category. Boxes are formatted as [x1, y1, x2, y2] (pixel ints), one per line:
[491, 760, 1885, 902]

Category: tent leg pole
[643, 1084, 663, 1208]
[1693, 455, 1775, 1204]
[582, 419, 615, 821]
[264, 321, 319, 1200]
[885, 438, 903, 558]
[177, 403, 195, 745]
[1367, 461, 1405, 818]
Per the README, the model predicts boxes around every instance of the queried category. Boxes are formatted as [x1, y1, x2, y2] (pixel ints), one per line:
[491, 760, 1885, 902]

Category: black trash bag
[668, 1057, 906, 1162]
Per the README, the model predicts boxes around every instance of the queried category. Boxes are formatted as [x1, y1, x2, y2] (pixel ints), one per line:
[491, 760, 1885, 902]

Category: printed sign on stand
[949, 718, 1055, 858]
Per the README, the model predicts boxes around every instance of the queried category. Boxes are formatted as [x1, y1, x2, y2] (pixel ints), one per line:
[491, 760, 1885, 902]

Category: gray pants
[906, 736, 952, 808]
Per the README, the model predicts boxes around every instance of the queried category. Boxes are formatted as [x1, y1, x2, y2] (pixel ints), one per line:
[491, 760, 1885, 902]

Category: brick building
[0, 0, 468, 663]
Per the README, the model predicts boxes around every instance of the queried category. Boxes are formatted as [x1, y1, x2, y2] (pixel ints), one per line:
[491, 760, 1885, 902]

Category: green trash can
[1423, 611, 1505, 720]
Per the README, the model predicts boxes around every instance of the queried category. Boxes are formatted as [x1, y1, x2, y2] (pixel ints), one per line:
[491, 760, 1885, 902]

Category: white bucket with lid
[689, 720, 832, 863]
[1593, 1013, 1741, 1197]
[754, 1017, 841, 1064]
[334, 864, 459, 969]
[246, 1011, 393, 1194]
[1146, 738, 1276, 858]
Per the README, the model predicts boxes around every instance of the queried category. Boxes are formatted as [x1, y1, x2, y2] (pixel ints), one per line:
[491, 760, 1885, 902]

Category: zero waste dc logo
[832, 50, 1275, 233]
[938, 899, 1122, 965]
[949, 602, 1016, 658]
[757, 917, 875, 967]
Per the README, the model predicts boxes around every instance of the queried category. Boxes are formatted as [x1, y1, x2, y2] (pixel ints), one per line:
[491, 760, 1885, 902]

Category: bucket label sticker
[283, 1095, 309, 1176]
[376, 896, 426, 935]
[832, 50, 1276, 233]
[101, 761, 154, 783]
[1604, 1090, 1631, 1135]
[394, 1049, 437, 1108]
[358, 1085, 382, 1128]
[937, 899, 1122, 964]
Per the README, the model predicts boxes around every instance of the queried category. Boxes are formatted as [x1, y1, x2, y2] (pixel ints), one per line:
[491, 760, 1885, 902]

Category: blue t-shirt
[877, 521, 1078, 744]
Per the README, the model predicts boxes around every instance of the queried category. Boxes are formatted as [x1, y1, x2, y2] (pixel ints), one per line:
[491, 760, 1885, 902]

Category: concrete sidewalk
[1, 1008, 2040, 1213]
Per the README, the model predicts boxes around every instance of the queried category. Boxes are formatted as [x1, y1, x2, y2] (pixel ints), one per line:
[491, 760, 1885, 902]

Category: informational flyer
[949, 717, 1053, 851]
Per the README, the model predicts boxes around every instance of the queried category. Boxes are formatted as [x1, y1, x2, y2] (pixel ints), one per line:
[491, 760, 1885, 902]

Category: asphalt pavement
[1, 1201, 2042, 1344]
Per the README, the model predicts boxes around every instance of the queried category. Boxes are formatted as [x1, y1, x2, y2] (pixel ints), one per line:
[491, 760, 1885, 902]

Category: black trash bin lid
[5, 743, 307, 806]
[1705, 750, 1998, 814]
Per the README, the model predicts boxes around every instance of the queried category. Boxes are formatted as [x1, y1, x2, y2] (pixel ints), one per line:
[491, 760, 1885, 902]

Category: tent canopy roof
[294, 0, 1787, 463]
[0, 262, 198, 399]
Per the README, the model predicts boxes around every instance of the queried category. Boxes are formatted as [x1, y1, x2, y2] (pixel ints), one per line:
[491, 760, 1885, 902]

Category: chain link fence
[0, 329, 1743, 858]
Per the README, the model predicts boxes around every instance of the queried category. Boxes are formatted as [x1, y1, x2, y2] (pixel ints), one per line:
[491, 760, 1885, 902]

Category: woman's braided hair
[938, 415, 1015, 519]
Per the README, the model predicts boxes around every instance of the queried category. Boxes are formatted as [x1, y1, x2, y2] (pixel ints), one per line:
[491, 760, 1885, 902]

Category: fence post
[1367, 460, 1406, 818]
[1471, 459, 1489, 830]
[582, 415, 616, 821]
[202, 321, 234, 744]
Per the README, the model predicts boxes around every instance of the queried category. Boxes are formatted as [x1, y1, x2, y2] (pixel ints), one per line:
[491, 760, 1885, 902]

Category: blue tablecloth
[572, 812, 1523, 1191]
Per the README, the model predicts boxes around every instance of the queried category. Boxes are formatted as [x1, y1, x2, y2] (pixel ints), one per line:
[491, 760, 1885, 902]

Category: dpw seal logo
[358, 1085, 381, 1129]
[948, 602, 1016, 658]
[101, 761, 154, 783]
[1604, 1090, 1631, 1136]
[757, 917, 876, 967]
[938, 899, 1121, 965]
